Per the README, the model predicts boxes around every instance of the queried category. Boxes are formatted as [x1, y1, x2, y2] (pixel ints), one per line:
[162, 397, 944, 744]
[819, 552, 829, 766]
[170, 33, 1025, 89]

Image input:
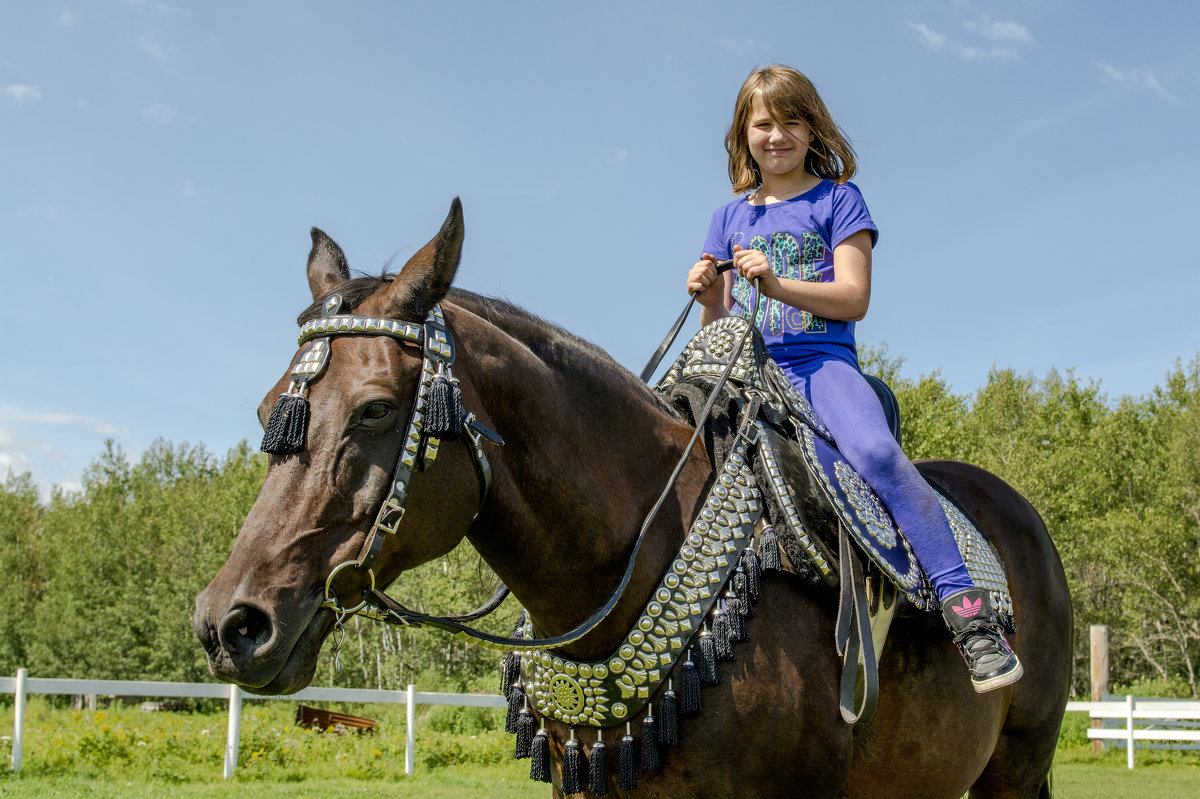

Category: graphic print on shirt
[732, 231, 826, 335]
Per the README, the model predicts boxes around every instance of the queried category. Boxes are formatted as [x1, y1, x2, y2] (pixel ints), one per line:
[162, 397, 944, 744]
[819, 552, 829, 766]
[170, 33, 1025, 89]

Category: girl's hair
[725, 65, 858, 194]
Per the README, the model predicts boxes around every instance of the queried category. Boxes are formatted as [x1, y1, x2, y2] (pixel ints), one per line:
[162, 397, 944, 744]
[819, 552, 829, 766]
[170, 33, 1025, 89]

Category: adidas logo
[952, 596, 983, 618]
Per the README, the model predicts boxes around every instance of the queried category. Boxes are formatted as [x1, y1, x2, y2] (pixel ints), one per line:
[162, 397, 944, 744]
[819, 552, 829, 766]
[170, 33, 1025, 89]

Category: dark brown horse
[194, 200, 1072, 798]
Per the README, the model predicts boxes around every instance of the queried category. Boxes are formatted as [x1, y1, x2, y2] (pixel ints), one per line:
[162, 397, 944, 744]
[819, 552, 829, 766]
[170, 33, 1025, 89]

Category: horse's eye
[359, 401, 393, 423]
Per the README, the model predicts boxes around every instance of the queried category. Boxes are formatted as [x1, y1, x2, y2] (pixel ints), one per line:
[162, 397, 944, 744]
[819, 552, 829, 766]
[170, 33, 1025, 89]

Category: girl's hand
[687, 253, 725, 308]
[733, 245, 780, 296]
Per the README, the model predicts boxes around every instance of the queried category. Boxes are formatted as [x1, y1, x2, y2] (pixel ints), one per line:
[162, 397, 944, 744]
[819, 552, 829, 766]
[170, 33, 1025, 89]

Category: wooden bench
[295, 704, 377, 733]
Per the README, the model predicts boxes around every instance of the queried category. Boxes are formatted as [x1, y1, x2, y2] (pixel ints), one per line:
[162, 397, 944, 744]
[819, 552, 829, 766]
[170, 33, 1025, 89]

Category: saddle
[654, 317, 1015, 631]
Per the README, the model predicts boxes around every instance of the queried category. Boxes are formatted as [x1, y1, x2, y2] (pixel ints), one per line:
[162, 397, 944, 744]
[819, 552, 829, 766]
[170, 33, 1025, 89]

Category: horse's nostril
[217, 605, 275, 660]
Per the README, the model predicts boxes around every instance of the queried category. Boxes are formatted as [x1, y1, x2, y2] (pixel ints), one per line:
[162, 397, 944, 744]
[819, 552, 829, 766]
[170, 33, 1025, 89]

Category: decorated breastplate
[518, 414, 764, 726]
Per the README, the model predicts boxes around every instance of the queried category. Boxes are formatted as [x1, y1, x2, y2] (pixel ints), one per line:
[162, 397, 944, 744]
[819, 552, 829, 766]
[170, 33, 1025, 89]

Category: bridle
[264, 292, 504, 668]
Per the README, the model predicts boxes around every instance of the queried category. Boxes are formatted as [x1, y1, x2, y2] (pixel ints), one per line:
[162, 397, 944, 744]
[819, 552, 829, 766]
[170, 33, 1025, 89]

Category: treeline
[1, 353, 1198, 698]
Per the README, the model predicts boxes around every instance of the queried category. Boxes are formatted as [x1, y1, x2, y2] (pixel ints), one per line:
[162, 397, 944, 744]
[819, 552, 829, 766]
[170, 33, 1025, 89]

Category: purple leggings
[778, 353, 974, 601]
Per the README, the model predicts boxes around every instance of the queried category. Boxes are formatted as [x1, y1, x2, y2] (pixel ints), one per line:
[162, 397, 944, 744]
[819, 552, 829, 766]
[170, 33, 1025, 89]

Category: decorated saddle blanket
[655, 317, 1014, 629]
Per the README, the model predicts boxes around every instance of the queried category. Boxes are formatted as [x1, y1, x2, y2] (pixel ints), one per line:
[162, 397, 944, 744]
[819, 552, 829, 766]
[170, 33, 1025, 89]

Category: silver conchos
[520, 427, 763, 726]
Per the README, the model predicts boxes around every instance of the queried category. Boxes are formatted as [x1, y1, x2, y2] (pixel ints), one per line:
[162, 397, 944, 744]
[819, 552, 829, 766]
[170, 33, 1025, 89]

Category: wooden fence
[1065, 696, 1200, 769]
[1, 668, 505, 778]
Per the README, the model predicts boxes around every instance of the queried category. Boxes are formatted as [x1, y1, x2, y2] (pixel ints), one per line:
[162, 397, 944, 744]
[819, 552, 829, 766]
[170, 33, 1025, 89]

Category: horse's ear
[307, 227, 351, 301]
[385, 198, 464, 319]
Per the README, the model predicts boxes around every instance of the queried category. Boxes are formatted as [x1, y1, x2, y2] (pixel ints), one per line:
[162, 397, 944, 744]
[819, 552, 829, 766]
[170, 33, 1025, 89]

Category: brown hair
[725, 65, 858, 194]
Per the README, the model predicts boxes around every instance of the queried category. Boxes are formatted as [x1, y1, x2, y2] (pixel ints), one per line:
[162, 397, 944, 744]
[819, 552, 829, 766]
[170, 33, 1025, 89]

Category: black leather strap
[639, 260, 734, 383]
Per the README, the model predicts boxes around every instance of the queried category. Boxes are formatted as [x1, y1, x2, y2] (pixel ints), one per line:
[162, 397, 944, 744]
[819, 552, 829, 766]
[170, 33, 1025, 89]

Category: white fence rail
[1065, 696, 1200, 769]
[1, 668, 506, 778]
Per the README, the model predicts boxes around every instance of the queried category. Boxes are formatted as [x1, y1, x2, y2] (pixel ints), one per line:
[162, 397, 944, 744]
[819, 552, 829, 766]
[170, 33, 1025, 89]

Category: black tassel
[589, 733, 609, 795]
[514, 707, 534, 759]
[680, 652, 702, 715]
[733, 567, 749, 608]
[759, 525, 783, 571]
[562, 734, 583, 795]
[530, 727, 552, 782]
[505, 684, 525, 733]
[618, 725, 638, 791]
[641, 714, 660, 771]
[424, 375, 464, 439]
[726, 597, 748, 643]
[260, 393, 309, 454]
[743, 549, 762, 602]
[659, 683, 679, 747]
[502, 651, 522, 694]
[712, 610, 734, 662]
[697, 629, 720, 685]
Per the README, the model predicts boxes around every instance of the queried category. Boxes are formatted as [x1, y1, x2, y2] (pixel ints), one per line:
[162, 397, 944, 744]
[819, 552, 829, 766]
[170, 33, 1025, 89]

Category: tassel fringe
[562, 736, 583, 795]
[589, 734, 609, 795]
[640, 715, 660, 771]
[659, 685, 679, 747]
[424, 376, 464, 439]
[260, 394, 309, 454]
[514, 708, 534, 759]
[530, 727, 551, 782]
[618, 727, 638, 791]
[759, 525, 783, 571]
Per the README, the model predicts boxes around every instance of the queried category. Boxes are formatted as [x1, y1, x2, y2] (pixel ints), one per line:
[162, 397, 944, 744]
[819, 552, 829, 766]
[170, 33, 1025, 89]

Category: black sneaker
[941, 588, 1023, 693]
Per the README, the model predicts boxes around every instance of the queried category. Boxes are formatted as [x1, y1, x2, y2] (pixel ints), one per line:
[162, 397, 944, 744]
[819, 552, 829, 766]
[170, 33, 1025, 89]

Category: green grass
[1, 702, 1198, 797]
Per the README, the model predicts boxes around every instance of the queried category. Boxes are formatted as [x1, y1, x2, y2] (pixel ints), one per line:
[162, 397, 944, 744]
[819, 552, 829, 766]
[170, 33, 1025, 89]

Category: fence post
[224, 684, 242, 779]
[1090, 625, 1109, 754]
[1125, 694, 1135, 769]
[405, 683, 416, 777]
[11, 668, 26, 773]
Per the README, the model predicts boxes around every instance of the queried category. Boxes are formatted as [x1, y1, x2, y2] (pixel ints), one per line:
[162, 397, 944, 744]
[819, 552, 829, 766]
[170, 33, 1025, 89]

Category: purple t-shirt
[702, 180, 878, 369]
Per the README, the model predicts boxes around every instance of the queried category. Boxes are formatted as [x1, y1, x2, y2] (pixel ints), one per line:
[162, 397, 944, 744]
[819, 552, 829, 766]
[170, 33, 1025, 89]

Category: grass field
[2, 699, 1198, 797]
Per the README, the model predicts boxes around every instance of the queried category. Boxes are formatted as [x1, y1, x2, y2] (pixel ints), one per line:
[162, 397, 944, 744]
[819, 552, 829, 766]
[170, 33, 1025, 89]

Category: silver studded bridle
[269, 293, 504, 667]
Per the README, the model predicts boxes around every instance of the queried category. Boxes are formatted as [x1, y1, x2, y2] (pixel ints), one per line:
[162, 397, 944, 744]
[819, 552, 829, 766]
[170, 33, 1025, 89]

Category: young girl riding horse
[686, 64, 1021, 693]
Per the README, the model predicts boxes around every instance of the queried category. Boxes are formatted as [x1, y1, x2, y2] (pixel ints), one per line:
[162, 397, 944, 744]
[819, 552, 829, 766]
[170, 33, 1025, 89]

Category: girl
[686, 65, 1021, 693]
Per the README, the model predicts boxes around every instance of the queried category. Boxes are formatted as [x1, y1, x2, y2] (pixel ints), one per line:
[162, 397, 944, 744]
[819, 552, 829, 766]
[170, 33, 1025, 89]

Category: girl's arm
[733, 229, 873, 322]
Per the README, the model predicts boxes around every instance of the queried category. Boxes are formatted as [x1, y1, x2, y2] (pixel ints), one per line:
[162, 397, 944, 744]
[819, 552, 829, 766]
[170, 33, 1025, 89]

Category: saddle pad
[797, 425, 1014, 623]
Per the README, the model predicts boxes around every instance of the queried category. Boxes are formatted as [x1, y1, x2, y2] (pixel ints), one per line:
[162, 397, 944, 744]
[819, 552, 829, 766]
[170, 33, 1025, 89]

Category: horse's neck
[452, 305, 710, 660]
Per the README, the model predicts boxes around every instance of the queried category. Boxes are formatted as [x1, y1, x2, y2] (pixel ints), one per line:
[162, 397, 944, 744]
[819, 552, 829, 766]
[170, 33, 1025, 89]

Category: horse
[193, 199, 1073, 798]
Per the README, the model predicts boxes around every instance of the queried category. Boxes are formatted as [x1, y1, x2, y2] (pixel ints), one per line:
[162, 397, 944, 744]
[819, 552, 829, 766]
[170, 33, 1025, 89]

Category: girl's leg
[786, 356, 1022, 692]
[789, 358, 973, 601]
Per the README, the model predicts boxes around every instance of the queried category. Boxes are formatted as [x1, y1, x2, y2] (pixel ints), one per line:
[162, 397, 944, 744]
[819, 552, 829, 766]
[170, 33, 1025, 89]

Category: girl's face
[746, 96, 813, 180]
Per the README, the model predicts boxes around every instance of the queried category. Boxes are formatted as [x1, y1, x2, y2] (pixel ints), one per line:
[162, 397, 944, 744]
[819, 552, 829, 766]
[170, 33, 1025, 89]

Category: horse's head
[193, 199, 486, 694]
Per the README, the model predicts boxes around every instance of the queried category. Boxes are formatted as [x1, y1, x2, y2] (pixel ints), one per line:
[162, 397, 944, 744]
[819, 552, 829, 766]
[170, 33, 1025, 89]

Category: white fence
[1, 668, 506, 778]
[1065, 696, 1200, 769]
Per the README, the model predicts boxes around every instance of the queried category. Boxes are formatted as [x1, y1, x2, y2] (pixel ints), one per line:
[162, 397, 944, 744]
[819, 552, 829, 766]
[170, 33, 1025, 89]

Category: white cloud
[0, 426, 32, 477]
[966, 19, 1034, 45]
[0, 406, 96, 426]
[908, 22, 945, 49]
[142, 102, 175, 124]
[58, 9, 78, 26]
[3, 84, 42, 103]
[908, 6, 1035, 62]
[1096, 63, 1180, 103]
[138, 34, 174, 62]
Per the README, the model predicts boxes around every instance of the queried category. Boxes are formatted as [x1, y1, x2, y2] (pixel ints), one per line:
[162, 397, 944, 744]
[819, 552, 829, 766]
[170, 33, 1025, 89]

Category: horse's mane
[297, 276, 675, 414]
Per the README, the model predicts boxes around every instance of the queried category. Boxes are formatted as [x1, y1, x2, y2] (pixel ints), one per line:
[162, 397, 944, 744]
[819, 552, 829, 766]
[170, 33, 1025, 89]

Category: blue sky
[2, 0, 1198, 494]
